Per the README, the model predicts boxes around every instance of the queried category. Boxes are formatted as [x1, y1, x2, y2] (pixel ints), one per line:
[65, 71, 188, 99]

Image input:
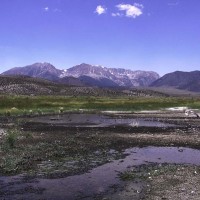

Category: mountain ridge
[2, 62, 160, 88]
[150, 70, 200, 92]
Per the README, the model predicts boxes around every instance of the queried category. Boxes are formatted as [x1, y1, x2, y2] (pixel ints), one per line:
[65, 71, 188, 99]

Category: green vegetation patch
[0, 95, 200, 116]
[0, 127, 123, 177]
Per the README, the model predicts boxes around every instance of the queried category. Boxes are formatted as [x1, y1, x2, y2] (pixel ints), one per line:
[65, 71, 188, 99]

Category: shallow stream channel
[1, 147, 200, 200]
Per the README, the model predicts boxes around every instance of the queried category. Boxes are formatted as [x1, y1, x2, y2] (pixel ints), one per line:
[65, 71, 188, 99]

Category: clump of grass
[24, 131, 33, 139]
[5, 129, 19, 148]
[37, 109, 43, 115]
[1, 155, 20, 174]
[5, 110, 11, 116]
[119, 164, 179, 181]
[59, 107, 64, 113]
[11, 107, 19, 113]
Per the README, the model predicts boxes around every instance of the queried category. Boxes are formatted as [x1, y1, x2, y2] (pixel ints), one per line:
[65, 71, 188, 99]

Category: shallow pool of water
[1, 146, 200, 200]
[30, 113, 177, 128]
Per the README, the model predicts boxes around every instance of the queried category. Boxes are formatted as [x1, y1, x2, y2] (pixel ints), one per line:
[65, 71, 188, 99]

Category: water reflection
[30, 113, 177, 128]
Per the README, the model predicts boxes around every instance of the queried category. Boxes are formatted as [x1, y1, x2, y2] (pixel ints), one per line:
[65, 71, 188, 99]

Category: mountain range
[2, 62, 159, 88]
[2, 63, 200, 93]
[0, 74, 168, 97]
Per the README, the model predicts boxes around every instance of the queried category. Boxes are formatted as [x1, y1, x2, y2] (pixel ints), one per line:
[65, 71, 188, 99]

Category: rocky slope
[0, 75, 166, 97]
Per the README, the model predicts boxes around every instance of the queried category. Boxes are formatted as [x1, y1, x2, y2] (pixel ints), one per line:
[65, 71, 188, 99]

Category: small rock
[181, 188, 186, 192]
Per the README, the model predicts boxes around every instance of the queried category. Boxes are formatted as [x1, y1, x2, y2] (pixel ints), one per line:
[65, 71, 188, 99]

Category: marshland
[0, 95, 200, 199]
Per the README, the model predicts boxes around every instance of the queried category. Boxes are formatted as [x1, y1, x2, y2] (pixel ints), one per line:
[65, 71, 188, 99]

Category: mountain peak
[31, 62, 57, 69]
[2, 62, 62, 81]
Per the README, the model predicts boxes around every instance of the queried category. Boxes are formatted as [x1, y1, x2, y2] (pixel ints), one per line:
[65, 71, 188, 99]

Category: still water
[1, 146, 200, 200]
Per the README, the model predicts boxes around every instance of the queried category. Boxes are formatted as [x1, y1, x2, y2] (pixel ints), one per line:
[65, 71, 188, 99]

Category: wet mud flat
[0, 111, 200, 199]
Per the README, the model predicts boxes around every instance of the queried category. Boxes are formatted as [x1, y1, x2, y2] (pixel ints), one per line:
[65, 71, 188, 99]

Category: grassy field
[0, 95, 200, 116]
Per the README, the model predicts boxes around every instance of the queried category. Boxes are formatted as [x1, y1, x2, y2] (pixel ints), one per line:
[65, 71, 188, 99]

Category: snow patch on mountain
[60, 63, 159, 87]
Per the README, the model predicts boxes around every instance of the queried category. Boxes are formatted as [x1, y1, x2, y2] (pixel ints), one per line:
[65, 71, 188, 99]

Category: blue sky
[0, 0, 200, 75]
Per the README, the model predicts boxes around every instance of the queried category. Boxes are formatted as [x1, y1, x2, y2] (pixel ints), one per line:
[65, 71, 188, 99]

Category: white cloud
[44, 7, 49, 12]
[95, 5, 107, 15]
[115, 3, 143, 18]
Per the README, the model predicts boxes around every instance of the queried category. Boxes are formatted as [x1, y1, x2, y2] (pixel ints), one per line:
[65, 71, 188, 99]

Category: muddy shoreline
[0, 111, 200, 199]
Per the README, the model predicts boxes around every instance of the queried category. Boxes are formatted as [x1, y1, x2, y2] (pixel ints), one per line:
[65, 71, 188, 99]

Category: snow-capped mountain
[61, 63, 160, 87]
[2, 62, 160, 87]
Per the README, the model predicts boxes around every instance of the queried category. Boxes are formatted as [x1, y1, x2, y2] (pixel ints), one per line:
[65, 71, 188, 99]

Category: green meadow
[0, 95, 200, 116]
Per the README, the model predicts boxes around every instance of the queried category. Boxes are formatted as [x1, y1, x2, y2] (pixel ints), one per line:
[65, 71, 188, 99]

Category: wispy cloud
[53, 8, 62, 13]
[167, 1, 179, 6]
[114, 3, 143, 18]
[95, 5, 107, 15]
[111, 13, 122, 17]
[43, 7, 62, 13]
